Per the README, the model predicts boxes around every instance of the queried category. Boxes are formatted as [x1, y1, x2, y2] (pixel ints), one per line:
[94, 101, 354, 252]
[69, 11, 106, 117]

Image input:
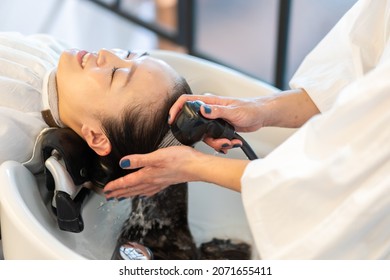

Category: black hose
[233, 132, 258, 160]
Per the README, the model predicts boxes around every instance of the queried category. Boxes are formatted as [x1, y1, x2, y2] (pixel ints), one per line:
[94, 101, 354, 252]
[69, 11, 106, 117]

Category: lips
[77, 50, 88, 68]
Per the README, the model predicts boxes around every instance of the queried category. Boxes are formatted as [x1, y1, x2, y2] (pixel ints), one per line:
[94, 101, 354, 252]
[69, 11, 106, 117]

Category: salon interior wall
[0, 0, 357, 89]
[195, 0, 358, 89]
[0, 0, 160, 50]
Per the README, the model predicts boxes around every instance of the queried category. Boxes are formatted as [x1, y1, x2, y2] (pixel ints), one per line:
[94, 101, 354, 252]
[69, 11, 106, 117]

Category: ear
[81, 124, 111, 156]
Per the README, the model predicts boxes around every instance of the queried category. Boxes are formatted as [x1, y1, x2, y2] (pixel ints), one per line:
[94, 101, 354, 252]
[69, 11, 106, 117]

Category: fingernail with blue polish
[118, 197, 127, 202]
[233, 144, 242, 148]
[203, 105, 212, 114]
[106, 197, 115, 202]
[222, 143, 229, 148]
[120, 159, 130, 168]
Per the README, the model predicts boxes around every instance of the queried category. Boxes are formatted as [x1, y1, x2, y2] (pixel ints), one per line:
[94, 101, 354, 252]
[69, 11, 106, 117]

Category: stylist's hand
[169, 94, 267, 153]
[103, 146, 203, 199]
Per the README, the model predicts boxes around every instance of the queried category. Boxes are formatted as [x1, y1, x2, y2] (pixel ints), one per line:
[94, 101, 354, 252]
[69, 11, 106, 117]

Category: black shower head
[170, 100, 235, 146]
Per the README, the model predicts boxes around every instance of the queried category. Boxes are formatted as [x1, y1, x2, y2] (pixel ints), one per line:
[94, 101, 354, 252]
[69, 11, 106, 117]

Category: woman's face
[56, 49, 180, 131]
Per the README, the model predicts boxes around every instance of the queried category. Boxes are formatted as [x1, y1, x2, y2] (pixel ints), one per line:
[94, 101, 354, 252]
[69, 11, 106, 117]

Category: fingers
[117, 150, 160, 170]
[103, 148, 181, 199]
[105, 182, 165, 200]
[103, 153, 155, 194]
[203, 137, 243, 154]
[168, 94, 231, 124]
[198, 103, 233, 121]
[104, 169, 170, 199]
[168, 95, 202, 124]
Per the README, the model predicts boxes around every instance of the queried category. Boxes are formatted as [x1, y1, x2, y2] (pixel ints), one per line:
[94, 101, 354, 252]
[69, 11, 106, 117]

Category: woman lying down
[0, 32, 250, 259]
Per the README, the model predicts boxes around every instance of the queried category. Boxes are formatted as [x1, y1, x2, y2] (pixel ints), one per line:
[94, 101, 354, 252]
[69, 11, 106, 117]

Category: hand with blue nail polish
[103, 145, 249, 198]
[120, 159, 131, 168]
[166, 89, 318, 154]
[167, 94, 265, 152]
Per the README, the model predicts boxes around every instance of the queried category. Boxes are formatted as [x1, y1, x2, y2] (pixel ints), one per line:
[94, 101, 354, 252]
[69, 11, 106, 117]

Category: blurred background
[0, 0, 357, 89]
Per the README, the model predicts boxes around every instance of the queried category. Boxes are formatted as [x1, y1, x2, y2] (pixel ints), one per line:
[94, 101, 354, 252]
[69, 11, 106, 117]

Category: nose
[96, 49, 128, 67]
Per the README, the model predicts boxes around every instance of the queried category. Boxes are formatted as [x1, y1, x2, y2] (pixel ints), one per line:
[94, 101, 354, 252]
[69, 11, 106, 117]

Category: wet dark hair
[95, 76, 192, 183]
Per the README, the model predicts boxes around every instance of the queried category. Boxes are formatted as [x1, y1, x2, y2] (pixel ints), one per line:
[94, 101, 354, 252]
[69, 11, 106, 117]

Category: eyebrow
[126, 51, 150, 58]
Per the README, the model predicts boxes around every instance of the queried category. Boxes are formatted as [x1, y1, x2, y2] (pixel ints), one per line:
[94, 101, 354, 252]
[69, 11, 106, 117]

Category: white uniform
[0, 32, 66, 170]
[241, 0, 390, 259]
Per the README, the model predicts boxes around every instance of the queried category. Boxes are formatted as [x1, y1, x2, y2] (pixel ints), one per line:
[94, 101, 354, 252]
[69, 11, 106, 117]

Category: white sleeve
[289, 0, 389, 112]
[241, 60, 390, 259]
